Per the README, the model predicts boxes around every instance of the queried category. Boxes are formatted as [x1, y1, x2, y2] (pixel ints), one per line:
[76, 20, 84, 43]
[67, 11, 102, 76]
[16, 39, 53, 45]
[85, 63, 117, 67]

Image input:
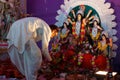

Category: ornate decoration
[55, 0, 117, 56]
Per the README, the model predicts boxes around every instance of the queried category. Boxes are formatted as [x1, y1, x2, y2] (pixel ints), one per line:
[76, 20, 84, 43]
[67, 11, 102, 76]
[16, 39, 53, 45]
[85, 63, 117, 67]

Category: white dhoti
[7, 17, 52, 80]
[9, 39, 42, 80]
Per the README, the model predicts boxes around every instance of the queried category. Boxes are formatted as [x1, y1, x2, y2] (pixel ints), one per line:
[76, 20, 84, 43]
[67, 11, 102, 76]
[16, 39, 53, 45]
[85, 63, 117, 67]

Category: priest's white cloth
[7, 17, 52, 80]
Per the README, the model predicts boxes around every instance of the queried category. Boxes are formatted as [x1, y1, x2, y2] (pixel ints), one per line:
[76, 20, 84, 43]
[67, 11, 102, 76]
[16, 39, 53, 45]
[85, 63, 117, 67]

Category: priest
[7, 17, 59, 80]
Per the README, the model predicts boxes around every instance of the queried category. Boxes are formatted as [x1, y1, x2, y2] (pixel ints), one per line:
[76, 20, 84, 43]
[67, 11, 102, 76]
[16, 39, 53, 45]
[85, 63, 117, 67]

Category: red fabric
[0, 43, 8, 46]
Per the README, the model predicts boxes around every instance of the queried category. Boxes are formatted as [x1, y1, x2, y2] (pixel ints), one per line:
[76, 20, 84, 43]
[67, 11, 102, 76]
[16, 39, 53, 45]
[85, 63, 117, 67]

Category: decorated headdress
[93, 15, 100, 23]
[76, 9, 84, 16]
[101, 31, 108, 38]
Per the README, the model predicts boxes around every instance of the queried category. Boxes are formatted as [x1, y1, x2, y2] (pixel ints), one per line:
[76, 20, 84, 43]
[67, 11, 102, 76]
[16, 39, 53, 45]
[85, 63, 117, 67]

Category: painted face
[51, 30, 58, 38]
[94, 20, 98, 26]
[102, 35, 106, 41]
[77, 14, 82, 21]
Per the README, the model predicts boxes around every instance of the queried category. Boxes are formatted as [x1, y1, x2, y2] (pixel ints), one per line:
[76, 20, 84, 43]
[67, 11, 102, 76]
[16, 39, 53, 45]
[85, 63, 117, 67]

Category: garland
[91, 56, 98, 71]
[77, 52, 83, 65]
[106, 57, 110, 71]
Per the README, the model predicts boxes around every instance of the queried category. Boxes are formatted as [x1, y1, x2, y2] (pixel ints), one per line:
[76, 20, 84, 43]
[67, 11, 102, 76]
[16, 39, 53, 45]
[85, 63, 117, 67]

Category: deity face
[93, 20, 98, 26]
[102, 34, 107, 41]
[77, 14, 82, 21]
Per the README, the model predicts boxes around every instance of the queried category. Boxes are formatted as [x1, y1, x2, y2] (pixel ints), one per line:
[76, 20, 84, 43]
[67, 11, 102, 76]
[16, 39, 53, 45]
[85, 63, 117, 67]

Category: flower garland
[91, 55, 98, 71]
[80, 22, 86, 43]
[106, 57, 110, 71]
[78, 52, 83, 65]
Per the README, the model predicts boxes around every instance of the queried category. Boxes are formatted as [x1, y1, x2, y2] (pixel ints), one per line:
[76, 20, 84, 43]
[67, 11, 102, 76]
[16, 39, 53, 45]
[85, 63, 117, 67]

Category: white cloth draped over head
[7, 17, 51, 55]
[7, 17, 52, 80]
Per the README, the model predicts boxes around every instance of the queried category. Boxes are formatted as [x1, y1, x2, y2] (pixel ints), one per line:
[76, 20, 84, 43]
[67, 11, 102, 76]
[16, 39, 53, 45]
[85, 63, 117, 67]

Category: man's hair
[49, 24, 59, 32]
